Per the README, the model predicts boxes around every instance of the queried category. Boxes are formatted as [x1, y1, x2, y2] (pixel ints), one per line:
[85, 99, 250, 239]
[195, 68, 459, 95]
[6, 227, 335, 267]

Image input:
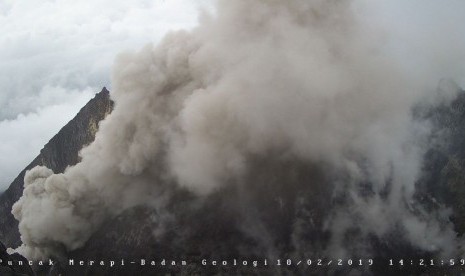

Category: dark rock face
[3, 88, 465, 275]
[52, 158, 332, 275]
[48, 89, 465, 275]
[0, 88, 113, 248]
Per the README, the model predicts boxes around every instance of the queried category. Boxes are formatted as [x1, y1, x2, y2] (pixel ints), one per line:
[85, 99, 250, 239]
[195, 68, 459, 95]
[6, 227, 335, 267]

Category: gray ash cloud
[10, 0, 465, 261]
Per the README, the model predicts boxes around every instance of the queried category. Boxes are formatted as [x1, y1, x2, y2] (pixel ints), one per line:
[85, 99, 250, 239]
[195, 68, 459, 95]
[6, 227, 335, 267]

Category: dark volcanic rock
[50, 157, 333, 276]
[51, 89, 465, 276]
[0, 88, 113, 248]
[4, 86, 465, 275]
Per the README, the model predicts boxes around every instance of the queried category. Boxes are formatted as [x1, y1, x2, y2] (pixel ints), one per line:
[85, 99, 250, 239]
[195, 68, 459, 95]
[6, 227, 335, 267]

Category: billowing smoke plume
[11, 0, 464, 260]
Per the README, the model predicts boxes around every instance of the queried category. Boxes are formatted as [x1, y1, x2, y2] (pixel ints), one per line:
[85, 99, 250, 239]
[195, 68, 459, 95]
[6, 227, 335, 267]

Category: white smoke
[11, 0, 464, 260]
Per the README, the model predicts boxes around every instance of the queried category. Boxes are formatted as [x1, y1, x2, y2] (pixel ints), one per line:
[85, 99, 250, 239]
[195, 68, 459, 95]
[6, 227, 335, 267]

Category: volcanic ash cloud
[12, 0, 463, 259]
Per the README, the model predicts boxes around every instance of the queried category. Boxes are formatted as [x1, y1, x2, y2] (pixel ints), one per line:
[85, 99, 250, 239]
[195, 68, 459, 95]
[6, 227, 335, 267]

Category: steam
[12, 0, 464, 260]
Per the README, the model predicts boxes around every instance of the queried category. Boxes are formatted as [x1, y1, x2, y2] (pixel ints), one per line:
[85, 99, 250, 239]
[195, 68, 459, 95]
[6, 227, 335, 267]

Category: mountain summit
[1, 87, 465, 275]
[0, 88, 113, 248]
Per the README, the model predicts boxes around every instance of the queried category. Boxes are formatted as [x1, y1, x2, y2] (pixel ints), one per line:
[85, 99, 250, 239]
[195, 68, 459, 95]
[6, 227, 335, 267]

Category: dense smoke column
[11, 0, 463, 260]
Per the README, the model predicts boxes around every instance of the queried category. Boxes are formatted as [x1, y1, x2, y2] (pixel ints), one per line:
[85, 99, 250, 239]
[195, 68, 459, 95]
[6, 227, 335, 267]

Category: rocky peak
[0, 88, 113, 248]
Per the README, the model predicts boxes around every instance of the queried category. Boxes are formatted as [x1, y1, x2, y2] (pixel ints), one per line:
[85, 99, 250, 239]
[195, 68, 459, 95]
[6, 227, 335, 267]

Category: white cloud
[0, 0, 207, 118]
[0, 87, 93, 190]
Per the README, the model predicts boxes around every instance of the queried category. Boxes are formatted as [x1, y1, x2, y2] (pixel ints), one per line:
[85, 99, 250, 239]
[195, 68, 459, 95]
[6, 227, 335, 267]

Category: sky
[0, 0, 464, 192]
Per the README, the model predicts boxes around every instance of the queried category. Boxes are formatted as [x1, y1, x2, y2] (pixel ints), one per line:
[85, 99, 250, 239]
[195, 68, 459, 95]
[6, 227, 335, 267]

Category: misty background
[0, 0, 464, 195]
